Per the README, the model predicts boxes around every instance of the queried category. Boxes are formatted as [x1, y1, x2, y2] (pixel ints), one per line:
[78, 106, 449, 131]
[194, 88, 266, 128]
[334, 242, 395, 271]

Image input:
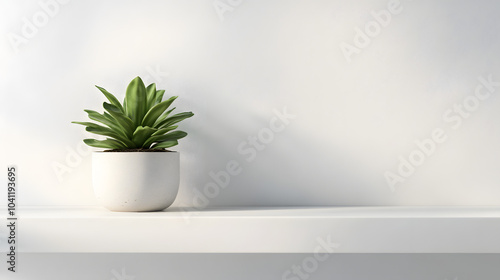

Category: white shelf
[2, 206, 500, 253]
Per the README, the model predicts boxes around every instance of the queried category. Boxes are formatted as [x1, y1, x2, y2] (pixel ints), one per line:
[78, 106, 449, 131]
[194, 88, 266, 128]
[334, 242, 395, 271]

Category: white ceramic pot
[92, 151, 180, 212]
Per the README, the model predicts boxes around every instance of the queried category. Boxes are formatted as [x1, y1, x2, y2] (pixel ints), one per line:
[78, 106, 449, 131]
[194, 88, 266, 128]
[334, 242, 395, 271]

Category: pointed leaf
[95, 86, 124, 113]
[83, 138, 126, 149]
[158, 130, 187, 141]
[141, 96, 177, 127]
[123, 97, 128, 115]
[82, 110, 128, 138]
[152, 125, 178, 136]
[146, 83, 157, 110]
[132, 126, 157, 148]
[153, 107, 176, 128]
[72, 121, 126, 139]
[83, 110, 112, 127]
[72, 121, 101, 128]
[86, 125, 136, 148]
[103, 112, 126, 133]
[125, 76, 147, 125]
[103, 102, 135, 138]
[144, 130, 187, 147]
[157, 112, 194, 129]
[155, 90, 165, 104]
[151, 140, 178, 149]
[143, 126, 180, 148]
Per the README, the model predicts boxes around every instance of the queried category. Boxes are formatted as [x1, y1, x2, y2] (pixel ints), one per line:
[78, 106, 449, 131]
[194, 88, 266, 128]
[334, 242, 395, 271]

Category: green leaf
[143, 126, 179, 148]
[143, 130, 187, 148]
[125, 76, 147, 125]
[157, 111, 194, 129]
[83, 110, 111, 126]
[83, 138, 127, 149]
[153, 107, 176, 128]
[155, 90, 165, 104]
[146, 83, 157, 110]
[73, 76, 193, 151]
[72, 121, 125, 139]
[141, 96, 177, 127]
[85, 126, 136, 148]
[158, 130, 187, 141]
[103, 112, 118, 126]
[73, 119, 133, 147]
[72, 121, 126, 140]
[72, 121, 101, 128]
[123, 97, 128, 115]
[82, 110, 129, 138]
[152, 125, 178, 136]
[95, 86, 124, 113]
[103, 102, 135, 138]
[151, 140, 178, 149]
[132, 126, 157, 148]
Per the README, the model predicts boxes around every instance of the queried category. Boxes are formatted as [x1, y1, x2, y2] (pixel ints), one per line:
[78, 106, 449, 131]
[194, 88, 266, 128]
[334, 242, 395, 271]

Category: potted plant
[72, 76, 193, 212]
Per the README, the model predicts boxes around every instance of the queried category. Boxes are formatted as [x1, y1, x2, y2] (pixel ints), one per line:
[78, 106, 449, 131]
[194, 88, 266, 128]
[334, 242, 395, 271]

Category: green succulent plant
[72, 76, 193, 151]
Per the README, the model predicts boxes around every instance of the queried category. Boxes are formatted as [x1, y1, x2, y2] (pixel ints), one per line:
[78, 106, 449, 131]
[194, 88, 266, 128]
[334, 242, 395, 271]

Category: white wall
[1, 0, 500, 207]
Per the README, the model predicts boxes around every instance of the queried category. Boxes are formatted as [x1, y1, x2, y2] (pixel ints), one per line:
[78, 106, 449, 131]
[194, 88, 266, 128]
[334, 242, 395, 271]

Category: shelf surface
[1, 206, 500, 253]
